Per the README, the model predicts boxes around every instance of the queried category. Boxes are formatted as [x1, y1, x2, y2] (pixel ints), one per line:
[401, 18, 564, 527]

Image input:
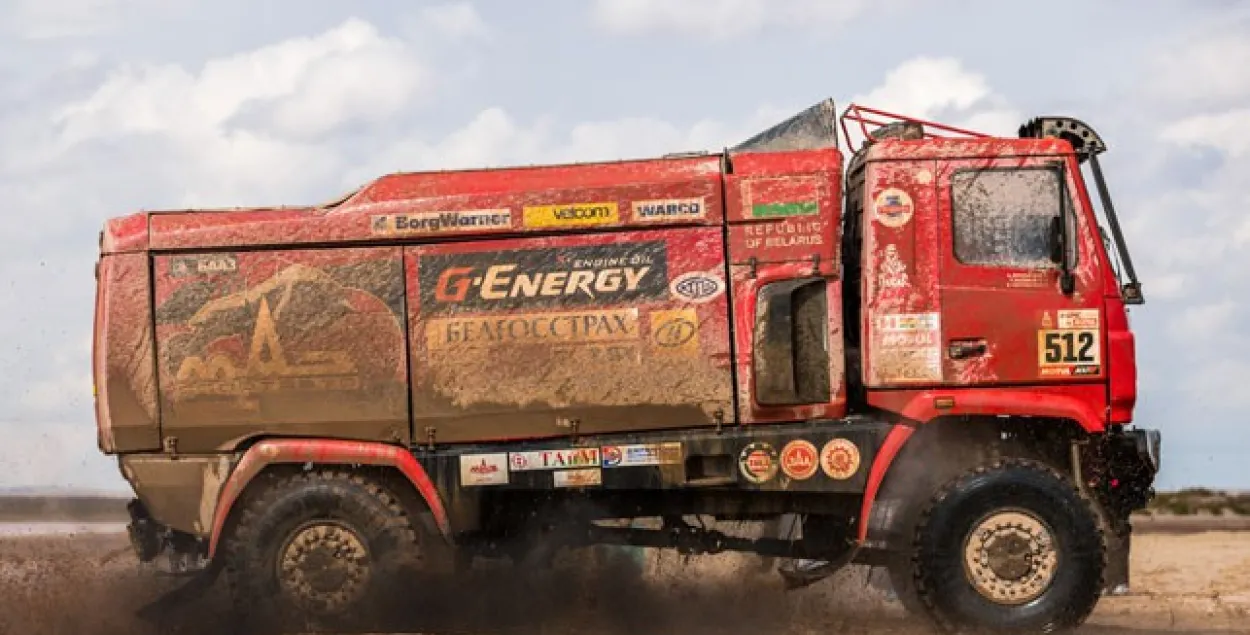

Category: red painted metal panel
[729, 262, 847, 424]
[406, 227, 734, 443]
[723, 147, 847, 423]
[725, 147, 841, 266]
[153, 247, 410, 451]
[868, 384, 1108, 433]
[93, 253, 161, 452]
[860, 159, 942, 387]
[101, 212, 149, 254]
[207, 438, 449, 559]
[932, 153, 1107, 387]
[1106, 296, 1137, 424]
[148, 155, 724, 250]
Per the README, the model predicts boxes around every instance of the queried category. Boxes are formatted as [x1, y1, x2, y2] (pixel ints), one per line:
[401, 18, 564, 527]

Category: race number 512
[1038, 329, 1100, 371]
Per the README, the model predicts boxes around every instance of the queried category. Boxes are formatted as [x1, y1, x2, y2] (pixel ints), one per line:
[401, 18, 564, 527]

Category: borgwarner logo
[420, 242, 670, 311]
[669, 271, 726, 304]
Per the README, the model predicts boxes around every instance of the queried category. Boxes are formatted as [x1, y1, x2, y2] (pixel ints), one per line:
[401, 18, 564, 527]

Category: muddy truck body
[93, 101, 1160, 632]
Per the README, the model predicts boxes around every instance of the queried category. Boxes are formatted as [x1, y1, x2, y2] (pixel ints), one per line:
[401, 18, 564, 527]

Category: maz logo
[670, 271, 725, 304]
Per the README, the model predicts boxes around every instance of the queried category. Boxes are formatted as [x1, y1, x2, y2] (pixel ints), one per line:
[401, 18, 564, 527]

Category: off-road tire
[910, 459, 1105, 633]
[885, 556, 927, 616]
[221, 469, 425, 633]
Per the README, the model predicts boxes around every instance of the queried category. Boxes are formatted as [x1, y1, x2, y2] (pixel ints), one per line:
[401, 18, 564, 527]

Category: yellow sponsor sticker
[648, 308, 700, 357]
[523, 202, 619, 228]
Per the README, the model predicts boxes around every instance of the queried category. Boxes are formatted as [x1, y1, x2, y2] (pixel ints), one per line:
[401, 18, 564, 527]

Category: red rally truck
[93, 100, 1160, 632]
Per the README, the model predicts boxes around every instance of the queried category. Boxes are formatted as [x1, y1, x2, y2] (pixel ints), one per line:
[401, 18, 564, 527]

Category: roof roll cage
[839, 103, 990, 150]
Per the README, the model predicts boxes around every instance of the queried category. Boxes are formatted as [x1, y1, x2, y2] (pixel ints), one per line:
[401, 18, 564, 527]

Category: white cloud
[591, 0, 881, 39]
[43, 18, 427, 206]
[56, 18, 426, 144]
[1161, 109, 1250, 158]
[1152, 32, 1250, 107]
[414, 3, 489, 40]
[846, 56, 1022, 140]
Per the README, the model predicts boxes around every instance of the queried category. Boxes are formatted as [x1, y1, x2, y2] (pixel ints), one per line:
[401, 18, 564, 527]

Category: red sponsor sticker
[779, 440, 819, 480]
[738, 442, 779, 484]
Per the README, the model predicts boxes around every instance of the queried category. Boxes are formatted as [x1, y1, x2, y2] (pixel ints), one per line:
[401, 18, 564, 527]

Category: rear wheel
[222, 469, 425, 633]
[910, 459, 1104, 633]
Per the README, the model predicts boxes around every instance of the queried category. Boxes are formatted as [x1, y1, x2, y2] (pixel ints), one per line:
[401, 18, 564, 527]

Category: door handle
[948, 338, 987, 360]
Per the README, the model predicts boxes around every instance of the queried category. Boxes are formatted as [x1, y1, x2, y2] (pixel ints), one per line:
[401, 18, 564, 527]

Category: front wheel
[910, 459, 1105, 633]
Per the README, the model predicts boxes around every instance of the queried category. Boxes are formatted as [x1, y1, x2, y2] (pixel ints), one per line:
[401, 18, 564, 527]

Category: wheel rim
[961, 509, 1059, 606]
[276, 520, 372, 615]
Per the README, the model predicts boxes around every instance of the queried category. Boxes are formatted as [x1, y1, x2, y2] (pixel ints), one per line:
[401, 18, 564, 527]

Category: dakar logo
[878, 244, 909, 289]
[175, 297, 358, 397]
[469, 459, 499, 476]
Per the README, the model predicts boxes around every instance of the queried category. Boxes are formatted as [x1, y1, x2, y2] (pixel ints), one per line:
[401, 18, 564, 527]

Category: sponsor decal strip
[523, 202, 619, 228]
[371, 209, 512, 235]
[427, 309, 639, 349]
[554, 468, 602, 488]
[601, 442, 683, 468]
[419, 242, 669, 312]
[632, 197, 706, 222]
[509, 448, 602, 472]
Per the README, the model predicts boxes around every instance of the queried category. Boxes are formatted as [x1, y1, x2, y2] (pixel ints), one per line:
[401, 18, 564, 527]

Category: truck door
[935, 155, 1106, 386]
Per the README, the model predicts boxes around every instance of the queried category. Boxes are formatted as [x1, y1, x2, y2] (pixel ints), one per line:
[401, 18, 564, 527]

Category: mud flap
[1104, 522, 1131, 595]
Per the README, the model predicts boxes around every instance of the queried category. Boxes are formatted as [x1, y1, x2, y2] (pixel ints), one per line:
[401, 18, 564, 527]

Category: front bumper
[1105, 426, 1162, 517]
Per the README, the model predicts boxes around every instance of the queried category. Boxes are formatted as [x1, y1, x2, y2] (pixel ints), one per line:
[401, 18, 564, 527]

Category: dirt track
[0, 527, 1247, 635]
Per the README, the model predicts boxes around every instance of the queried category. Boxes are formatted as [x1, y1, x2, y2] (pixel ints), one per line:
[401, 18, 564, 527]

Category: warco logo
[420, 242, 669, 312]
[632, 197, 706, 222]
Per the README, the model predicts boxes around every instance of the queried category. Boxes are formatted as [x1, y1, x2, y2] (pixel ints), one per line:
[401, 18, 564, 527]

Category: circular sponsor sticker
[738, 442, 779, 484]
[509, 454, 529, 471]
[779, 440, 819, 480]
[873, 187, 914, 228]
[601, 446, 622, 468]
[820, 438, 861, 480]
[653, 315, 698, 348]
[670, 271, 726, 304]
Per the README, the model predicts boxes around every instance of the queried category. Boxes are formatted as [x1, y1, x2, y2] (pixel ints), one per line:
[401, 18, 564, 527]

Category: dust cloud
[1, 527, 1248, 635]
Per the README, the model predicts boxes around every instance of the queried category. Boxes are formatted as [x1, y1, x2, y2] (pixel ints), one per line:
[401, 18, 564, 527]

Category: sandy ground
[0, 527, 1247, 635]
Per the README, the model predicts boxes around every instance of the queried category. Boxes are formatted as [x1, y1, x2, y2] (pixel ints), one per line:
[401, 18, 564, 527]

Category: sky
[1, 0, 1248, 492]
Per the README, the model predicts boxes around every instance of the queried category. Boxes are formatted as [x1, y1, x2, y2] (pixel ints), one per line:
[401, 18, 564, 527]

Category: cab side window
[951, 168, 1062, 268]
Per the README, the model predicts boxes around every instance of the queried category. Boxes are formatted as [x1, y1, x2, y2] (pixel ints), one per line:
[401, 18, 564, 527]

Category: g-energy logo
[419, 242, 669, 312]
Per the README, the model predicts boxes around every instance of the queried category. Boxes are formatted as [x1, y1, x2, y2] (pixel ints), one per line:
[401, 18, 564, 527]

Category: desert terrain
[0, 517, 1247, 635]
